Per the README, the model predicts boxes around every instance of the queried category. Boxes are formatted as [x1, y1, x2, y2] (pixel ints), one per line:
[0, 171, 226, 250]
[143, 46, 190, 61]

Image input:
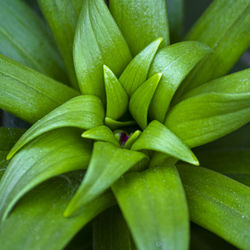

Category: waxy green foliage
[0, 0, 249, 249]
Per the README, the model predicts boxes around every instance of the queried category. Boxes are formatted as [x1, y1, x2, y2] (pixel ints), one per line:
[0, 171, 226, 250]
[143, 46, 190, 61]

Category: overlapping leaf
[123, 130, 141, 149]
[112, 165, 189, 250]
[64, 141, 148, 216]
[177, 164, 250, 249]
[0, 128, 92, 221]
[0, 55, 78, 123]
[105, 117, 136, 130]
[0, 0, 67, 82]
[74, 0, 132, 100]
[7, 95, 104, 159]
[109, 0, 169, 55]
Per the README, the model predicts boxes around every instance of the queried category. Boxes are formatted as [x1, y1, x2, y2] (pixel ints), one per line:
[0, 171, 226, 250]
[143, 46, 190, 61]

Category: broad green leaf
[0, 0, 67, 83]
[165, 72, 250, 148]
[82, 125, 120, 146]
[149, 41, 212, 122]
[109, 0, 170, 55]
[0, 173, 115, 250]
[166, 0, 184, 42]
[38, 0, 82, 88]
[177, 164, 250, 249]
[93, 206, 136, 250]
[112, 165, 189, 250]
[119, 38, 163, 96]
[105, 117, 136, 130]
[0, 54, 78, 123]
[129, 74, 162, 129]
[64, 141, 148, 217]
[74, 0, 132, 100]
[0, 128, 92, 221]
[176, 0, 250, 96]
[7, 95, 104, 159]
[132, 120, 199, 166]
[104, 65, 128, 120]
[123, 130, 141, 149]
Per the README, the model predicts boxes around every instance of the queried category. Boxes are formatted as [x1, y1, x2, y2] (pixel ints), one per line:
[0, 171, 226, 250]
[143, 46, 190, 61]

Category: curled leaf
[105, 117, 136, 130]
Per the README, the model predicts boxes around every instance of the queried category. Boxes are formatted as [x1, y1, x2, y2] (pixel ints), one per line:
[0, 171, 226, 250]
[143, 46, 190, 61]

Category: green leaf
[0, 173, 115, 250]
[129, 73, 162, 129]
[166, 0, 184, 42]
[7, 95, 104, 159]
[177, 164, 250, 249]
[104, 65, 128, 120]
[93, 206, 136, 250]
[0, 54, 78, 124]
[109, 0, 170, 55]
[112, 165, 189, 250]
[131, 120, 199, 166]
[149, 41, 212, 122]
[0, 151, 8, 179]
[123, 130, 141, 149]
[38, 0, 83, 88]
[119, 38, 163, 96]
[0, 0, 67, 83]
[105, 117, 136, 130]
[165, 71, 250, 148]
[64, 141, 148, 217]
[176, 0, 250, 96]
[82, 125, 120, 146]
[0, 128, 92, 221]
[74, 0, 132, 101]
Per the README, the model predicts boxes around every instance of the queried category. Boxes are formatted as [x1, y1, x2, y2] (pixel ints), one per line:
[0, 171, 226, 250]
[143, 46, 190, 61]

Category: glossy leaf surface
[38, 0, 83, 88]
[0, 55, 78, 123]
[105, 117, 136, 130]
[132, 120, 199, 166]
[178, 165, 250, 249]
[8, 95, 104, 159]
[65, 141, 147, 216]
[149, 41, 212, 122]
[0, 129, 92, 221]
[119, 38, 162, 96]
[112, 165, 189, 250]
[109, 0, 169, 55]
[129, 73, 162, 129]
[0, 0, 67, 82]
[74, 0, 132, 100]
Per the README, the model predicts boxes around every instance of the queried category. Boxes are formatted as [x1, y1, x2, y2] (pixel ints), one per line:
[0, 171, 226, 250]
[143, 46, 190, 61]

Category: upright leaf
[176, 0, 250, 96]
[74, 0, 132, 100]
[149, 41, 212, 122]
[0, 128, 92, 221]
[131, 120, 199, 166]
[112, 165, 189, 250]
[38, 0, 82, 88]
[0, 55, 78, 123]
[0, 0, 67, 82]
[0, 173, 115, 250]
[109, 0, 170, 55]
[64, 141, 148, 216]
[7, 95, 104, 159]
[177, 165, 250, 249]
[123, 130, 141, 149]
[129, 73, 162, 129]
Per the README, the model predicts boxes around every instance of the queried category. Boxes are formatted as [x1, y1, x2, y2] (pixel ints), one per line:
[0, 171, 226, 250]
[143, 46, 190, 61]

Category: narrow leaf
[0, 128, 92, 221]
[129, 74, 162, 129]
[0, 173, 114, 250]
[149, 41, 212, 122]
[109, 0, 170, 55]
[112, 165, 189, 250]
[177, 164, 250, 249]
[105, 117, 136, 130]
[119, 38, 163, 95]
[38, 0, 83, 88]
[104, 65, 128, 120]
[0, 54, 78, 123]
[74, 0, 132, 100]
[7, 95, 104, 159]
[64, 141, 148, 216]
[82, 125, 120, 146]
[0, 0, 67, 82]
[123, 130, 141, 149]
[132, 120, 199, 166]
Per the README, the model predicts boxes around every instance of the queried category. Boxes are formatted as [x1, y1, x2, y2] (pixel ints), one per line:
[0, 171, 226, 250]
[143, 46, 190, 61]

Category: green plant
[0, 0, 249, 249]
